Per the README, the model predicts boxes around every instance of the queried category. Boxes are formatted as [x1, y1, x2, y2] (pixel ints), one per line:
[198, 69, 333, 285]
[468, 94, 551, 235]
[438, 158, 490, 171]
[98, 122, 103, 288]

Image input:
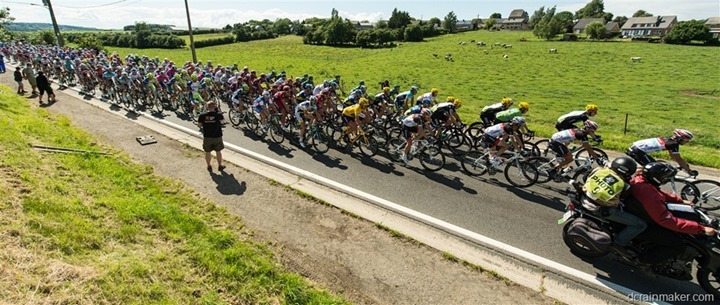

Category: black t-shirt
[199, 111, 224, 138]
[14, 70, 23, 82]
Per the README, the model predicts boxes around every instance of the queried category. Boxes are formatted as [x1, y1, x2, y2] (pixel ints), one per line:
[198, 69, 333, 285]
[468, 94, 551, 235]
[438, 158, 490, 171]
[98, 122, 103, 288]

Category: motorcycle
[559, 180, 720, 298]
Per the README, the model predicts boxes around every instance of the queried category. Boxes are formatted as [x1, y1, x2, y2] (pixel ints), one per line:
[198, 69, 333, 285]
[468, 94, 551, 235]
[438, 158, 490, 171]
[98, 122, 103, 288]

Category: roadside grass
[0, 85, 347, 305]
[99, 32, 720, 167]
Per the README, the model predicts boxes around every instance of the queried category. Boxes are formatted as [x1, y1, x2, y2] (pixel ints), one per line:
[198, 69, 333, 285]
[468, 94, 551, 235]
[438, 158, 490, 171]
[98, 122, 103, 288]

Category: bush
[194, 36, 235, 48]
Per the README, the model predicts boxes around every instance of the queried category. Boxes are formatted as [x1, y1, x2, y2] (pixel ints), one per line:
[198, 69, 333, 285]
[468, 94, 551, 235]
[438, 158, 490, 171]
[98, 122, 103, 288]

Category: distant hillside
[6, 22, 106, 32]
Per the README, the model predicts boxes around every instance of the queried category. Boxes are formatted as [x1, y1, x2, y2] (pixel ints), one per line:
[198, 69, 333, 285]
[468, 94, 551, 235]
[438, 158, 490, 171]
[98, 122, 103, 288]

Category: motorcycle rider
[582, 157, 646, 258]
[626, 162, 716, 279]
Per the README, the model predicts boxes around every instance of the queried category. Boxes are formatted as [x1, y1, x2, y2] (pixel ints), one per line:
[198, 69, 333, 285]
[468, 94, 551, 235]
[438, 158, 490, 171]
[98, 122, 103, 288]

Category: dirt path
[0, 70, 559, 305]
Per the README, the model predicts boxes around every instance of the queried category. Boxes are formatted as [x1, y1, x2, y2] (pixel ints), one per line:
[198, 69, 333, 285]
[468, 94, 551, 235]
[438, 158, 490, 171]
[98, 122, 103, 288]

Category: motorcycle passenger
[626, 129, 698, 177]
[583, 157, 646, 257]
[480, 97, 513, 127]
[626, 162, 716, 279]
[547, 120, 601, 179]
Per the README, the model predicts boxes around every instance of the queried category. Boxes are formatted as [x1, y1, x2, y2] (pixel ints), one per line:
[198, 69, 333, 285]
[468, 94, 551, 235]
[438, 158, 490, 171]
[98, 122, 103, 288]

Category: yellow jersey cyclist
[626, 129, 697, 176]
[547, 120, 602, 179]
[556, 104, 599, 131]
[481, 117, 526, 169]
[401, 108, 433, 164]
[480, 97, 514, 126]
[341, 98, 370, 141]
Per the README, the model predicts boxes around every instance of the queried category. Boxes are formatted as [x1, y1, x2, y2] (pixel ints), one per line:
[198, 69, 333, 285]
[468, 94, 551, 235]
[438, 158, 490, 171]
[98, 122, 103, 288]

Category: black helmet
[641, 162, 677, 186]
[610, 157, 637, 180]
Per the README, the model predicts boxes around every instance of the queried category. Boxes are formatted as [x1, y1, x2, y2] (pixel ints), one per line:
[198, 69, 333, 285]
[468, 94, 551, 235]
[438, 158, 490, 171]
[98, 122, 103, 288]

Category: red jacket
[630, 176, 704, 235]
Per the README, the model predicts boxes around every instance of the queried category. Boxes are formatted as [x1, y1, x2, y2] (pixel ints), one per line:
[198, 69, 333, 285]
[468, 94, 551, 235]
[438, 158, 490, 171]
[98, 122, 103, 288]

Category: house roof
[508, 9, 526, 19]
[705, 17, 720, 25]
[621, 16, 677, 30]
[573, 18, 605, 31]
[605, 22, 620, 32]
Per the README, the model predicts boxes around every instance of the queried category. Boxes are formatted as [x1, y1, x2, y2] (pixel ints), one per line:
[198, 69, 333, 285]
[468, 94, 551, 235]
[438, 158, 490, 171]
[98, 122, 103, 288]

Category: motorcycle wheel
[562, 221, 608, 258]
[697, 267, 720, 300]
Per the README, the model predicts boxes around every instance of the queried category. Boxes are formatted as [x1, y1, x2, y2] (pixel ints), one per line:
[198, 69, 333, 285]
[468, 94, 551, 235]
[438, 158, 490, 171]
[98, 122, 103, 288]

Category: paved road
[10, 70, 716, 303]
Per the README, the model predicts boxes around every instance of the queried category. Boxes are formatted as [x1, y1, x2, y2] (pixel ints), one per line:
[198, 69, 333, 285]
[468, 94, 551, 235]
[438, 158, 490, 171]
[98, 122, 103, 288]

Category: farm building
[573, 18, 605, 34]
[706, 17, 720, 39]
[620, 16, 677, 37]
[502, 9, 529, 30]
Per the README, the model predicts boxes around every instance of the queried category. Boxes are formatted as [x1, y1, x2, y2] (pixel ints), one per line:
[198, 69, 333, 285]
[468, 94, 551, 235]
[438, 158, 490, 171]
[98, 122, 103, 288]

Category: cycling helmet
[511, 116, 526, 126]
[330, 81, 339, 88]
[173, 74, 181, 81]
[383, 86, 390, 93]
[260, 73, 266, 78]
[146, 73, 154, 79]
[453, 99, 462, 109]
[250, 70, 256, 74]
[243, 66, 249, 71]
[642, 162, 677, 186]
[410, 86, 418, 93]
[358, 80, 365, 86]
[358, 98, 369, 108]
[446, 96, 455, 102]
[501, 98, 514, 107]
[394, 84, 400, 89]
[585, 104, 599, 112]
[518, 102, 530, 111]
[283, 85, 291, 92]
[421, 108, 433, 116]
[304, 84, 313, 90]
[309, 96, 318, 103]
[203, 78, 212, 84]
[673, 129, 694, 141]
[360, 85, 367, 92]
[335, 74, 341, 78]
[431, 88, 439, 95]
[262, 90, 270, 99]
[583, 120, 599, 131]
[610, 157, 638, 180]
[308, 75, 313, 79]
[191, 74, 198, 81]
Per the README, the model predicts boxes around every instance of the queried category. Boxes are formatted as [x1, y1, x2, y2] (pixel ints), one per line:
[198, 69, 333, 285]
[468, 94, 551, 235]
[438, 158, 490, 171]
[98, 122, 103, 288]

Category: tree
[78, 35, 104, 53]
[632, 10, 653, 17]
[273, 18, 293, 35]
[490, 13, 502, 19]
[553, 11, 575, 33]
[428, 17, 441, 28]
[533, 6, 560, 40]
[602, 12, 614, 23]
[1, 7, 15, 41]
[388, 8, 411, 29]
[664, 20, 712, 44]
[575, 0, 605, 19]
[403, 24, 423, 41]
[528, 6, 546, 30]
[585, 21, 608, 39]
[484, 18, 497, 31]
[443, 11, 458, 32]
[38, 30, 56, 45]
[613, 16, 628, 28]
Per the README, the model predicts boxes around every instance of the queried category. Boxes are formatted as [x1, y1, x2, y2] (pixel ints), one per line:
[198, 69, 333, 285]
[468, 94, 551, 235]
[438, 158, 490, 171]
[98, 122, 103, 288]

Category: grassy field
[0, 85, 347, 304]
[100, 32, 720, 167]
[179, 33, 234, 44]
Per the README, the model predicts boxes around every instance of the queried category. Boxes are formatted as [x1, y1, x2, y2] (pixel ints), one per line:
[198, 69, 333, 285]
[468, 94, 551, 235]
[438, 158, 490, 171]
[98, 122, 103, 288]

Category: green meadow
[0, 85, 346, 304]
[101, 32, 720, 167]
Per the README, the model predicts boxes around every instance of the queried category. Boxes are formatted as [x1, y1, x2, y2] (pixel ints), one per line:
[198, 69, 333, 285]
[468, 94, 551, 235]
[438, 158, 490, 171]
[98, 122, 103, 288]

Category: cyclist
[416, 88, 439, 106]
[556, 104, 599, 131]
[480, 97, 514, 127]
[341, 98, 370, 142]
[482, 117, 526, 169]
[253, 91, 271, 131]
[296, 83, 314, 103]
[372, 86, 391, 116]
[430, 97, 463, 138]
[494, 101, 532, 136]
[401, 108, 433, 165]
[547, 120, 602, 179]
[273, 86, 294, 129]
[344, 85, 366, 106]
[230, 85, 245, 112]
[295, 96, 317, 148]
[388, 84, 401, 100]
[626, 129, 697, 176]
[394, 86, 418, 112]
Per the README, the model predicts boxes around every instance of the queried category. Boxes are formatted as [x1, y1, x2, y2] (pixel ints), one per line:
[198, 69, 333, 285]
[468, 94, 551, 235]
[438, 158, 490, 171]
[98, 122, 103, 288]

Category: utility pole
[42, 0, 64, 47]
[184, 0, 197, 63]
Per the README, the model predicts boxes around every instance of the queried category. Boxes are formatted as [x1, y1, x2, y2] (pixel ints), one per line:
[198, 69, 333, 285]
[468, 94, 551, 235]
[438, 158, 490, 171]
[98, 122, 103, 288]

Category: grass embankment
[0, 85, 347, 304]
[99, 32, 720, 168]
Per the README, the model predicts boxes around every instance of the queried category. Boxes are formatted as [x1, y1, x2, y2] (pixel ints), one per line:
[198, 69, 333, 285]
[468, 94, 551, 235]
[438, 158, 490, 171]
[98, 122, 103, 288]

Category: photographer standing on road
[197, 101, 226, 172]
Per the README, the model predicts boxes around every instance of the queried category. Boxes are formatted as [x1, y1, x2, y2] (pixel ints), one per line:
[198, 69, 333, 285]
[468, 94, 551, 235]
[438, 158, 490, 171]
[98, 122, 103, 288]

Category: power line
[52, 0, 127, 9]
[0, 0, 42, 6]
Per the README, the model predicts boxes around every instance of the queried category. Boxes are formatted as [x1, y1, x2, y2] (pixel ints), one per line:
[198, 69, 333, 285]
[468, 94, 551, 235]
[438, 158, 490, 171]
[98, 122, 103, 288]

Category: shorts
[342, 115, 355, 125]
[295, 111, 310, 122]
[402, 125, 419, 139]
[549, 140, 570, 157]
[254, 105, 264, 114]
[481, 134, 500, 148]
[626, 147, 655, 166]
[479, 112, 494, 126]
[39, 85, 53, 96]
[203, 137, 224, 152]
[555, 122, 578, 131]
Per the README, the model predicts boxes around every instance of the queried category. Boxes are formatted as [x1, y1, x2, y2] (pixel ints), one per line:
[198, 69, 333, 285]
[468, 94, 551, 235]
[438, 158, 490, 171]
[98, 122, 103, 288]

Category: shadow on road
[312, 153, 348, 170]
[210, 170, 246, 196]
[505, 186, 567, 211]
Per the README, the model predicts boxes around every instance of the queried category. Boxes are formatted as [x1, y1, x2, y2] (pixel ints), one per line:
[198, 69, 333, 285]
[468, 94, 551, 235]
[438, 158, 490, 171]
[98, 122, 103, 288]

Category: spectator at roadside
[22, 63, 38, 95]
[197, 101, 226, 172]
[13, 66, 24, 94]
[36, 71, 56, 104]
[0, 52, 6, 73]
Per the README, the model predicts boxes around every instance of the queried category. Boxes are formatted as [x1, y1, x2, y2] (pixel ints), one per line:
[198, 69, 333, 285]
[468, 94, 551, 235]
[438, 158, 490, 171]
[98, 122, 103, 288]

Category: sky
[1, 0, 718, 30]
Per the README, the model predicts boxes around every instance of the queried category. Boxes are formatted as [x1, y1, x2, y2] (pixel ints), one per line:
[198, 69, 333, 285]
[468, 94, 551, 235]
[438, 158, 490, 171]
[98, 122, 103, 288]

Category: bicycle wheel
[686, 180, 720, 211]
[152, 94, 164, 114]
[358, 135, 379, 157]
[420, 145, 445, 171]
[269, 122, 285, 144]
[228, 108, 242, 126]
[461, 150, 488, 176]
[447, 134, 473, 156]
[522, 142, 541, 157]
[504, 160, 539, 188]
[371, 127, 389, 148]
[168, 94, 179, 111]
[534, 139, 552, 158]
[465, 122, 485, 147]
[574, 148, 608, 166]
[525, 156, 553, 184]
[311, 129, 330, 154]
[245, 112, 260, 132]
[387, 138, 405, 162]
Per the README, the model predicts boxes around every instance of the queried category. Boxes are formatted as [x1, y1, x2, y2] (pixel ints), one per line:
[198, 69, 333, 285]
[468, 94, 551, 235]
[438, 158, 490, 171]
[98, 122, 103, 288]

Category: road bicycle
[387, 136, 446, 171]
[525, 156, 604, 186]
[333, 126, 380, 157]
[683, 180, 720, 211]
[534, 137, 608, 167]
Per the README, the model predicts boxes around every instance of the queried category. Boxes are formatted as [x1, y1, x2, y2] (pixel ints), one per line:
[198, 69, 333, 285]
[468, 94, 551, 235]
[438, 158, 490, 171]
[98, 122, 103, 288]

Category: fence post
[624, 113, 629, 134]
